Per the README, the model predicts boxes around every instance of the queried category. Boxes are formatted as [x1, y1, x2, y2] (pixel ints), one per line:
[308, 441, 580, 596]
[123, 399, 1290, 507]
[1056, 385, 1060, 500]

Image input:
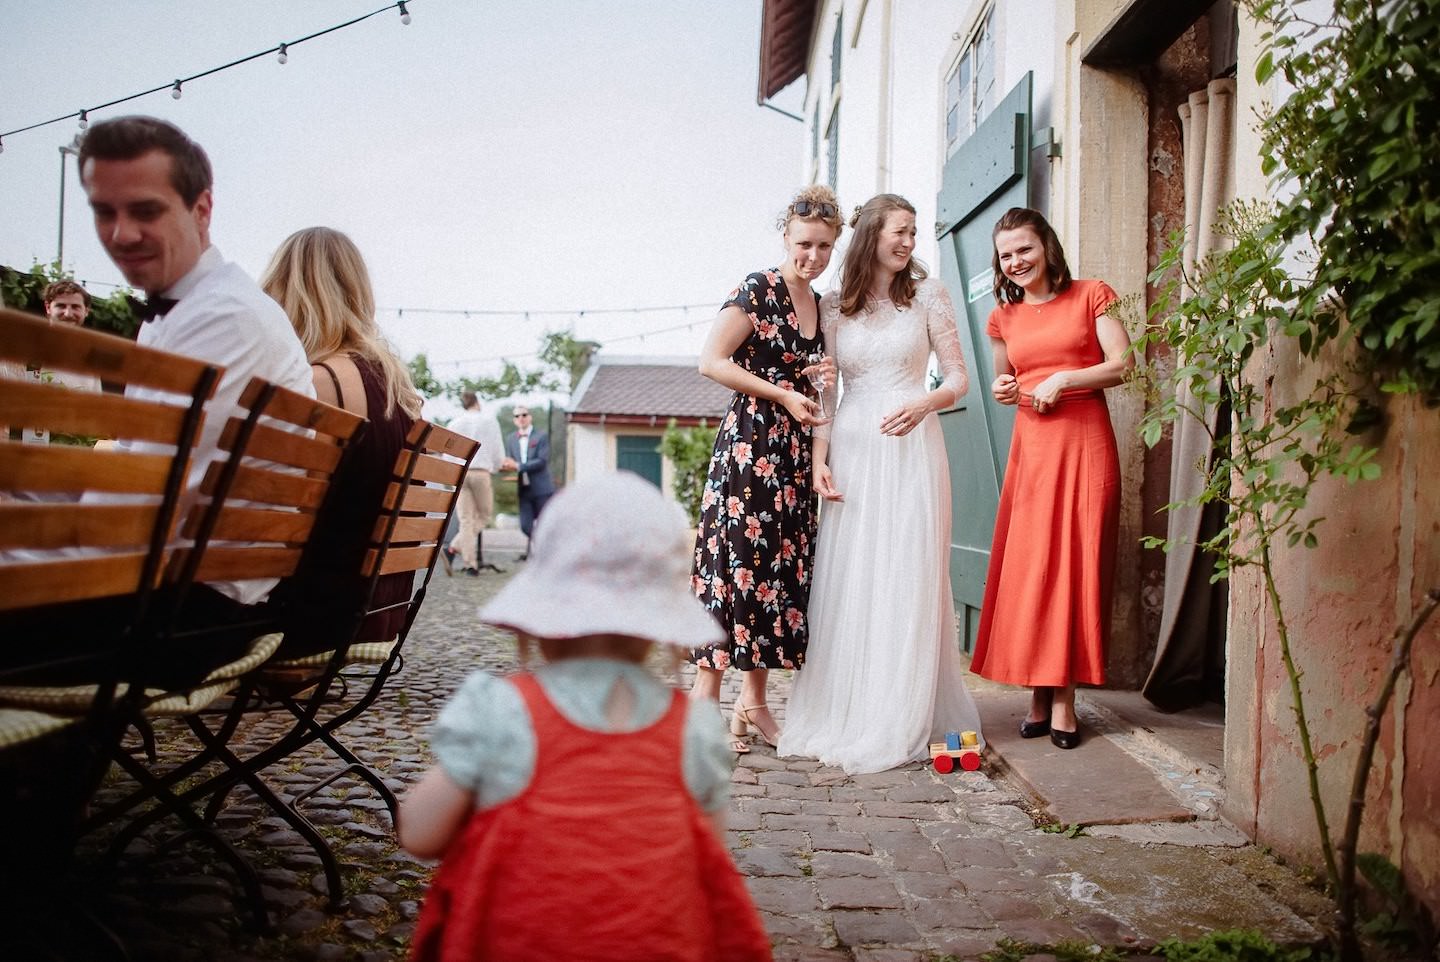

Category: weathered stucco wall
[1223, 347, 1440, 918]
[1055, 0, 1153, 688]
[1221, 9, 1440, 921]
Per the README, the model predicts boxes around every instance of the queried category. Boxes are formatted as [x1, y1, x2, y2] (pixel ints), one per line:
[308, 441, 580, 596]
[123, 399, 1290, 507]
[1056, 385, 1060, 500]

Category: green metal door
[935, 73, 1032, 651]
[616, 434, 662, 488]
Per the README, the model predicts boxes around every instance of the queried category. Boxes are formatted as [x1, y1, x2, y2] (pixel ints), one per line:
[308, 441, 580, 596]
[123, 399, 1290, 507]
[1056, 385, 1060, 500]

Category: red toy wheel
[932, 754, 955, 774]
[960, 751, 981, 771]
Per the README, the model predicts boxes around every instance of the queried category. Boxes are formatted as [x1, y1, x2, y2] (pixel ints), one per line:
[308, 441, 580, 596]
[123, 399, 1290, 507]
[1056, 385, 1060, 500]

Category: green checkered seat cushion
[263, 639, 398, 671]
[0, 633, 284, 716]
[0, 707, 79, 750]
[0, 683, 133, 713]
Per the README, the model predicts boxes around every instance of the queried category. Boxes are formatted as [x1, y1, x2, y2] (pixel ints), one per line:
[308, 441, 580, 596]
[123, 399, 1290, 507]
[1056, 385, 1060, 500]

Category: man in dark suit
[500, 405, 555, 539]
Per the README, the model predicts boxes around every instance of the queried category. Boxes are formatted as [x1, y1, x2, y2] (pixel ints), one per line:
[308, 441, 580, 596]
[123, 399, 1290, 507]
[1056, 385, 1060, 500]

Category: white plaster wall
[801, 1, 1060, 276]
[569, 422, 610, 486]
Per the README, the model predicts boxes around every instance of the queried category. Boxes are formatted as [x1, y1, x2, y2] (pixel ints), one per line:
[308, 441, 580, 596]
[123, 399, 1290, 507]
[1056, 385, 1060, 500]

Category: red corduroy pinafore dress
[411, 674, 772, 962]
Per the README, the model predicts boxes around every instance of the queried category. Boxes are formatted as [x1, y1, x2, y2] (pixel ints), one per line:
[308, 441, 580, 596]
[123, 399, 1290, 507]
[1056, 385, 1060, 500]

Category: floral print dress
[689, 269, 821, 672]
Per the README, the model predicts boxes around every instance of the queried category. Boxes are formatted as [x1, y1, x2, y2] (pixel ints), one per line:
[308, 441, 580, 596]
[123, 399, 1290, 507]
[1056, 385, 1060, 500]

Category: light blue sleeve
[682, 697, 732, 814]
[430, 671, 537, 811]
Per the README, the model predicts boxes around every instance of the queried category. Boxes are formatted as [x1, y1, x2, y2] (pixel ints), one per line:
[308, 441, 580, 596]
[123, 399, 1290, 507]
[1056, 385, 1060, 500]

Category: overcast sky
[2, 0, 808, 411]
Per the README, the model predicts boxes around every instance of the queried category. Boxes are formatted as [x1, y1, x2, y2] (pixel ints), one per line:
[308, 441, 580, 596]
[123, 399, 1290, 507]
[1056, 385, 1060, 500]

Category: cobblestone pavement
[44, 562, 1333, 962]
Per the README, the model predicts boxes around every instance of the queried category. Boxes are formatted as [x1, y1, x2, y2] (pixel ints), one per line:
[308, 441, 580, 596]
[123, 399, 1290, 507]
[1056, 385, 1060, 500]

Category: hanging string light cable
[430, 318, 714, 372]
[0, 1, 417, 151]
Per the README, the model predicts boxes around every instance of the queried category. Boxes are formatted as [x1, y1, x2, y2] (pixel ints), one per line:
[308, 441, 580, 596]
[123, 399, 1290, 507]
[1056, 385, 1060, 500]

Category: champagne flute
[805, 351, 832, 421]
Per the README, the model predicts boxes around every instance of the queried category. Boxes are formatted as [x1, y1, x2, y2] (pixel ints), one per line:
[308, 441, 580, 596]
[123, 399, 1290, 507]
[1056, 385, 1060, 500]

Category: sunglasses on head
[792, 200, 837, 218]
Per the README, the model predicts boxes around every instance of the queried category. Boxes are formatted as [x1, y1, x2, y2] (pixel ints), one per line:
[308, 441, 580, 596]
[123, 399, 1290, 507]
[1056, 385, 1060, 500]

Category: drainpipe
[876, 0, 895, 193]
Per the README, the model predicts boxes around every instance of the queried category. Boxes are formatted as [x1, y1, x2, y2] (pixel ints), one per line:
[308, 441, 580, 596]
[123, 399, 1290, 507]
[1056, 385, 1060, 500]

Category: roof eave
[757, 0, 819, 103]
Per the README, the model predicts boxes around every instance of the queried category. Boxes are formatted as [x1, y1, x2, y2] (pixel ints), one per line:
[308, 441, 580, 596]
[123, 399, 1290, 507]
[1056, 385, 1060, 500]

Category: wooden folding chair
[0, 307, 219, 675]
[132, 419, 477, 908]
[0, 306, 219, 956]
[82, 377, 364, 930]
[0, 304, 219, 763]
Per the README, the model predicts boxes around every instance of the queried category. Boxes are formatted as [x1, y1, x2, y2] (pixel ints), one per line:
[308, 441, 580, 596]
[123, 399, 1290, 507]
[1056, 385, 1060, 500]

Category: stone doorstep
[973, 689, 1197, 827]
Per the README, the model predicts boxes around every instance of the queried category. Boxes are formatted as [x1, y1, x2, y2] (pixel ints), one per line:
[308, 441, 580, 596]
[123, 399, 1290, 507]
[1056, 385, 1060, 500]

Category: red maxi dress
[410, 675, 772, 962]
[970, 279, 1121, 688]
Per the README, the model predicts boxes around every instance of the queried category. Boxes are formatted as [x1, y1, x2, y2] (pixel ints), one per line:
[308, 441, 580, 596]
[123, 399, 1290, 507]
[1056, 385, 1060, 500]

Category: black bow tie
[127, 294, 179, 323]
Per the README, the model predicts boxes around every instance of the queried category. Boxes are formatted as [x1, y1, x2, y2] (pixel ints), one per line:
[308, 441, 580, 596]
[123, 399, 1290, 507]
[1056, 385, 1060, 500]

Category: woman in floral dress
[688, 185, 842, 753]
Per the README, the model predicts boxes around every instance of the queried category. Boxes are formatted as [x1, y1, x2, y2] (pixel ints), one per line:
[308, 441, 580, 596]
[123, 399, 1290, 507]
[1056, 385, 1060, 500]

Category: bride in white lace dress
[778, 194, 984, 774]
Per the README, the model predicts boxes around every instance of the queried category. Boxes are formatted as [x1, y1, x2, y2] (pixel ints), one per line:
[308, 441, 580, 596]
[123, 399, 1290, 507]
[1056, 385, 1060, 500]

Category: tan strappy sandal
[731, 702, 780, 748]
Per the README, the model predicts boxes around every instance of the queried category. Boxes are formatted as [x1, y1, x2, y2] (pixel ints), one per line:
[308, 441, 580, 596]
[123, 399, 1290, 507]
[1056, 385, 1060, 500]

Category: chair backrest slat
[364, 544, 439, 577]
[185, 546, 307, 583]
[393, 448, 467, 487]
[201, 462, 330, 511]
[0, 377, 193, 444]
[369, 514, 447, 545]
[379, 480, 452, 515]
[3, 554, 158, 611]
[0, 504, 162, 550]
[218, 419, 343, 474]
[0, 444, 173, 494]
[186, 505, 314, 544]
[417, 422, 480, 461]
[238, 377, 361, 438]
[0, 310, 218, 396]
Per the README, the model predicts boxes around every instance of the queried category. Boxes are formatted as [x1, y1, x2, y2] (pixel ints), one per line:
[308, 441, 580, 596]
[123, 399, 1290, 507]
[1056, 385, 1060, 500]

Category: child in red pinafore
[401, 471, 772, 962]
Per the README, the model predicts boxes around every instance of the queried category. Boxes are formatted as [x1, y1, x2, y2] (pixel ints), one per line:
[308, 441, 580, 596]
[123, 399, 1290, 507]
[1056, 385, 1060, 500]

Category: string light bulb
[78, 110, 89, 130]
[277, 43, 288, 64]
[171, 80, 183, 100]
[398, 1, 412, 24]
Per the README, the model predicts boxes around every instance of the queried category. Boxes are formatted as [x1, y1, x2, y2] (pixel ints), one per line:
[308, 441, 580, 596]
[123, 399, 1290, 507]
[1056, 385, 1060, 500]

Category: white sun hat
[478, 470, 722, 648]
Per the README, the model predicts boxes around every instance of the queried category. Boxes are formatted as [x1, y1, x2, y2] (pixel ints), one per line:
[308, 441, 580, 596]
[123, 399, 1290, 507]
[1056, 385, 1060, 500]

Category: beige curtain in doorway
[1143, 77, 1236, 708]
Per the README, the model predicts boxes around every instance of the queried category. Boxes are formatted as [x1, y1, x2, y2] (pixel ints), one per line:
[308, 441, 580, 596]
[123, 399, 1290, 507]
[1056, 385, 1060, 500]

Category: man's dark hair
[461, 391, 479, 410]
[42, 280, 92, 309]
[78, 115, 213, 206]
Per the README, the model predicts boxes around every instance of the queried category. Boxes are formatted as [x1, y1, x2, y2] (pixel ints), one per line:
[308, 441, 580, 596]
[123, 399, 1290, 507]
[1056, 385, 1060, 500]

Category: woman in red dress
[969, 208, 1134, 750]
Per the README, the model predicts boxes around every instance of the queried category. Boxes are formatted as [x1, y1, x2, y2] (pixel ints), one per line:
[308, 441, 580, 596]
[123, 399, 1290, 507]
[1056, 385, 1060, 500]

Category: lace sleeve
[924, 281, 969, 407]
[814, 293, 842, 442]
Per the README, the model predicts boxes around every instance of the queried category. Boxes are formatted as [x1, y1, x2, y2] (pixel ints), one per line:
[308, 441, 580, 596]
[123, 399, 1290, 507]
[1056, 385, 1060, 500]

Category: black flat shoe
[1019, 718, 1051, 738]
[1050, 727, 1081, 750]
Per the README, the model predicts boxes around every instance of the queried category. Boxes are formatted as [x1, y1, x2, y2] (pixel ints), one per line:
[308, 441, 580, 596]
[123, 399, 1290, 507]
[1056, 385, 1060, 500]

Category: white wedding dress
[778, 278, 983, 774]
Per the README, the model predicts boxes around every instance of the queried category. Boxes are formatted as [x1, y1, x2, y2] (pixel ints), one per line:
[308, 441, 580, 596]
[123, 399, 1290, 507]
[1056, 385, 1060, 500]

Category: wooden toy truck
[929, 730, 982, 773]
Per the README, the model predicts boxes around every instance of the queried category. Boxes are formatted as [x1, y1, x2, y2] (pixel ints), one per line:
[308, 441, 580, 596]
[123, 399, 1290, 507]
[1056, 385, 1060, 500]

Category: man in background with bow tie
[500, 405, 555, 544]
[79, 115, 312, 628]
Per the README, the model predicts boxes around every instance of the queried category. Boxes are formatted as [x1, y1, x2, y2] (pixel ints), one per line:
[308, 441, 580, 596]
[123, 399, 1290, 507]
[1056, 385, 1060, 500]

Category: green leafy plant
[981, 938, 1122, 962]
[1137, 206, 1376, 891]
[1250, 0, 1440, 401]
[1, 259, 139, 338]
[407, 353, 446, 400]
[1137, 202, 1440, 960]
[1040, 821, 1088, 838]
[659, 419, 715, 525]
[408, 332, 598, 404]
[1157, 929, 1311, 962]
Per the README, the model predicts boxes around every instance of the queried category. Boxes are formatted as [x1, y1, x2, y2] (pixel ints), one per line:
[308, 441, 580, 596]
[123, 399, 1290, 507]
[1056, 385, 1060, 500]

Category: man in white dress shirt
[79, 115, 313, 671]
[443, 390, 504, 575]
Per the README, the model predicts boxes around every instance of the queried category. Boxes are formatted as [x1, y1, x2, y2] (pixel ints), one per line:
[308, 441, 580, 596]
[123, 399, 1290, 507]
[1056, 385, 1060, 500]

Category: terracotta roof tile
[572, 364, 732, 419]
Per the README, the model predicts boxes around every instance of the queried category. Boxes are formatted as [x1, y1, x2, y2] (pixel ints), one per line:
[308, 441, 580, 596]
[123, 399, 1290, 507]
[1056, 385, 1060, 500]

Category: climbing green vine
[1252, 0, 1440, 400]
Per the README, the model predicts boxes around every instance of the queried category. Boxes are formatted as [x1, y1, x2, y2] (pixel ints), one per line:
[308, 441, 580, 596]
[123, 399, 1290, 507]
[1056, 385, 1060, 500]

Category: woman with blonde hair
[261, 226, 422, 648]
[778, 193, 983, 774]
[687, 185, 841, 753]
